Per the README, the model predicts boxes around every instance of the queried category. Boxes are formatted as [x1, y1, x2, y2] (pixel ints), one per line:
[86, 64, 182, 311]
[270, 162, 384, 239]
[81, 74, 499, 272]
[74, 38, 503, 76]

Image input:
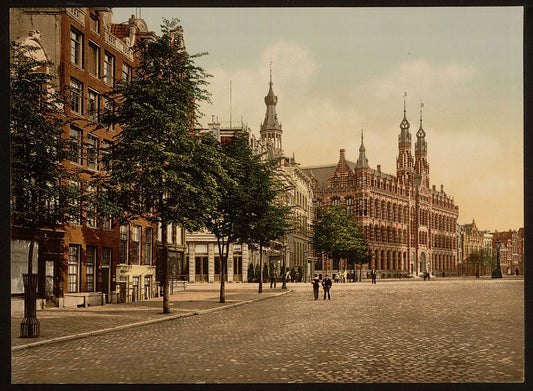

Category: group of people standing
[311, 275, 332, 300]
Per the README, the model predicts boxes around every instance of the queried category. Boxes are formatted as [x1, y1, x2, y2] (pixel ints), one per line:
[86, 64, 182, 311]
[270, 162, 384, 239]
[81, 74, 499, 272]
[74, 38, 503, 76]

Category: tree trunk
[219, 255, 226, 303]
[258, 243, 263, 293]
[21, 233, 40, 338]
[161, 223, 170, 314]
[359, 263, 363, 282]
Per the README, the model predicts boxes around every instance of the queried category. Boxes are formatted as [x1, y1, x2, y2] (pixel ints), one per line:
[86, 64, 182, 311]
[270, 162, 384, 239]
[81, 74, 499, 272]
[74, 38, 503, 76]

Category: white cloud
[363, 59, 476, 101]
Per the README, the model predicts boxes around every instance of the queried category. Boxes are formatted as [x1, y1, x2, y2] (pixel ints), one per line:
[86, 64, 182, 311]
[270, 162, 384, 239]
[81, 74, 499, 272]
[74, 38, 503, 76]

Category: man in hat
[322, 275, 332, 300]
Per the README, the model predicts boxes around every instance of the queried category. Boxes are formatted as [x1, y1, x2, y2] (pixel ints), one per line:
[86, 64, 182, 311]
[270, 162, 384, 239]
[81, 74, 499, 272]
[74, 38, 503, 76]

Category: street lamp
[492, 240, 503, 278]
[281, 244, 287, 289]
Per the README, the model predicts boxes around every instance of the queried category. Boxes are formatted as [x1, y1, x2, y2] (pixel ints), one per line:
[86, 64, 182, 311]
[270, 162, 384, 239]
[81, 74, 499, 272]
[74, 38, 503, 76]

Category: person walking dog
[322, 275, 332, 300]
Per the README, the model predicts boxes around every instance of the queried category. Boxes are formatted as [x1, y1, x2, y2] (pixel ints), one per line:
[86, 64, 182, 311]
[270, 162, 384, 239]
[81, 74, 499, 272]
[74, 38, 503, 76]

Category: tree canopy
[94, 19, 225, 313]
[10, 42, 78, 273]
[312, 206, 371, 276]
[205, 136, 290, 300]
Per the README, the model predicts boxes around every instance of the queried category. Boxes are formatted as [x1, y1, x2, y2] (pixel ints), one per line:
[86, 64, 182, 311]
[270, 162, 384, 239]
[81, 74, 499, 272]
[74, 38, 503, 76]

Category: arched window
[346, 197, 354, 216]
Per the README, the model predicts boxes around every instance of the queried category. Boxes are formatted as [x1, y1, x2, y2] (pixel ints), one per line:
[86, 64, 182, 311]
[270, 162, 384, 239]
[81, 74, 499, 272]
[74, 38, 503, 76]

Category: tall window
[69, 127, 82, 164]
[346, 197, 354, 216]
[132, 225, 141, 264]
[122, 63, 132, 83]
[101, 139, 112, 171]
[87, 89, 99, 122]
[331, 198, 340, 207]
[86, 184, 97, 227]
[233, 256, 242, 275]
[120, 225, 128, 264]
[69, 181, 81, 224]
[88, 41, 100, 77]
[145, 227, 153, 265]
[68, 244, 80, 292]
[70, 78, 83, 114]
[89, 14, 100, 33]
[86, 246, 96, 292]
[102, 247, 112, 267]
[70, 28, 83, 67]
[86, 134, 99, 170]
[104, 52, 115, 85]
[103, 97, 115, 130]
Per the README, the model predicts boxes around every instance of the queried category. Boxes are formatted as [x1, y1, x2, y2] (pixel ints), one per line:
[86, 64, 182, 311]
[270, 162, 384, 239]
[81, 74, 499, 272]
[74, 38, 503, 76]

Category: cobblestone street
[11, 278, 524, 384]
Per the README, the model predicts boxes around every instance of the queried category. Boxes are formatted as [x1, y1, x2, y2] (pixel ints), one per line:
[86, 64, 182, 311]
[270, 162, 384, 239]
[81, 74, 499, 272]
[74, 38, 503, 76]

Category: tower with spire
[396, 93, 414, 187]
[355, 129, 370, 170]
[414, 101, 430, 188]
[260, 63, 283, 158]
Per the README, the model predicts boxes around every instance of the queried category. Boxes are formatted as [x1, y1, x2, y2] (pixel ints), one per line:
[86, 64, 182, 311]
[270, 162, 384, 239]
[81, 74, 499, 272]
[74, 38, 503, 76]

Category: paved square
[11, 279, 524, 383]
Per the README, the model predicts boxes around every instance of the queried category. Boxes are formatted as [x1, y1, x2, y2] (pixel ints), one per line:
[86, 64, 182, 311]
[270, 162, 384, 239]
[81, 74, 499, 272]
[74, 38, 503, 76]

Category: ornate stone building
[303, 100, 459, 278]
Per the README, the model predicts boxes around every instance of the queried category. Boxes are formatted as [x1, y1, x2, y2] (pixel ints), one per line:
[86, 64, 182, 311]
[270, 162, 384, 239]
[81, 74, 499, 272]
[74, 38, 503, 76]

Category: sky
[112, 6, 523, 232]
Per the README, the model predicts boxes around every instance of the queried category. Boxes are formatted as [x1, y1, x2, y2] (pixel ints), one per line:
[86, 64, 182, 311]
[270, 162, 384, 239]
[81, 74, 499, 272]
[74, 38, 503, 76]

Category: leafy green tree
[205, 136, 289, 301]
[10, 42, 78, 337]
[312, 206, 370, 281]
[244, 158, 291, 293]
[94, 20, 226, 314]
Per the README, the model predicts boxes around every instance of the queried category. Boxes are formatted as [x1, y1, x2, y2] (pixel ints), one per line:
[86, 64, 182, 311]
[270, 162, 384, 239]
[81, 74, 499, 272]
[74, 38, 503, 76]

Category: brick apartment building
[10, 8, 184, 308]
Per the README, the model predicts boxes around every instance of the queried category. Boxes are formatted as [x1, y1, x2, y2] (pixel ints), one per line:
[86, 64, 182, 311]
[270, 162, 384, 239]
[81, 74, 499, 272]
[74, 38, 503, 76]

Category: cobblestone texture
[11, 279, 524, 384]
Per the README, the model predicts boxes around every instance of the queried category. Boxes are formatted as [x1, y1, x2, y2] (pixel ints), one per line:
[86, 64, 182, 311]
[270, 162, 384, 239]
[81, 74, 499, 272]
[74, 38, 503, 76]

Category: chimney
[432, 185, 436, 191]
[377, 165, 381, 173]
[441, 184, 444, 192]
[340, 149, 345, 161]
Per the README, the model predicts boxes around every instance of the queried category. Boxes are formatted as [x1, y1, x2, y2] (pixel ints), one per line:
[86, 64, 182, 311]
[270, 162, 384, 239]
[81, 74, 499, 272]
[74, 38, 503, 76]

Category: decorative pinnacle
[269, 59, 273, 86]
[420, 99, 424, 128]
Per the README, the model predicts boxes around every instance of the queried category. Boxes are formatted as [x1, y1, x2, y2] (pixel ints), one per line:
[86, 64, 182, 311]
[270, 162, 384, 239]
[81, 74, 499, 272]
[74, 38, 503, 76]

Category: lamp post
[281, 244, 287, 289]
[492, 240, 503, 278]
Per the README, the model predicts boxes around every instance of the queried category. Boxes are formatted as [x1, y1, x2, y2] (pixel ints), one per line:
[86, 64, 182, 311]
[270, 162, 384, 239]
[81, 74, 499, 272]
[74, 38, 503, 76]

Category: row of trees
[11, 19, 372, 332]
[10, 20, 291, 321]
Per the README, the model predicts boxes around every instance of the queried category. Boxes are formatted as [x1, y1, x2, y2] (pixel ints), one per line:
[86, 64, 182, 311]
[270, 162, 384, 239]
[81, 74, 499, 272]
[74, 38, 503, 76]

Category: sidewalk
[12, 284, 290, 351]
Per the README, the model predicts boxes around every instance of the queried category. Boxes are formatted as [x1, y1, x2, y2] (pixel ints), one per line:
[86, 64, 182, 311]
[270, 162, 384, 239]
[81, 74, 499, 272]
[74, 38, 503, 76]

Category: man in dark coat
[270, 272, 277, 288]
[311, 277, 320, 299]
[322, 275, 332, 300]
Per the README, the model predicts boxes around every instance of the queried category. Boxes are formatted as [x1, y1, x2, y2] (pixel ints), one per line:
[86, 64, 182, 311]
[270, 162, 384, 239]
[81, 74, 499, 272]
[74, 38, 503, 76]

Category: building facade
[257, 73, 315, 282]
[303, 100, 459, 278]
[10, 8, 166, 307]
[492, 229, 524, 276]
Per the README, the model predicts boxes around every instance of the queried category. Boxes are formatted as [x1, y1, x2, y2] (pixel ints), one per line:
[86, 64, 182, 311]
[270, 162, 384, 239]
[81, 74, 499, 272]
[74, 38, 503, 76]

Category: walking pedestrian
[311, 277, 320, 300]
[371, 269, 377, 284]
[270, 272, 277, 288]
[322, 275, 332, 300]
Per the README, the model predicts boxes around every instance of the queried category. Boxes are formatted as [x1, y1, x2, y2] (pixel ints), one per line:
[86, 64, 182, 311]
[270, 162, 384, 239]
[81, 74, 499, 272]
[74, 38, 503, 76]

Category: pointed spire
[400, 90, 410, 130]
[269, 58, 273, 86]
[417, 100, 426, 138]
[356, 128, 370, 169]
